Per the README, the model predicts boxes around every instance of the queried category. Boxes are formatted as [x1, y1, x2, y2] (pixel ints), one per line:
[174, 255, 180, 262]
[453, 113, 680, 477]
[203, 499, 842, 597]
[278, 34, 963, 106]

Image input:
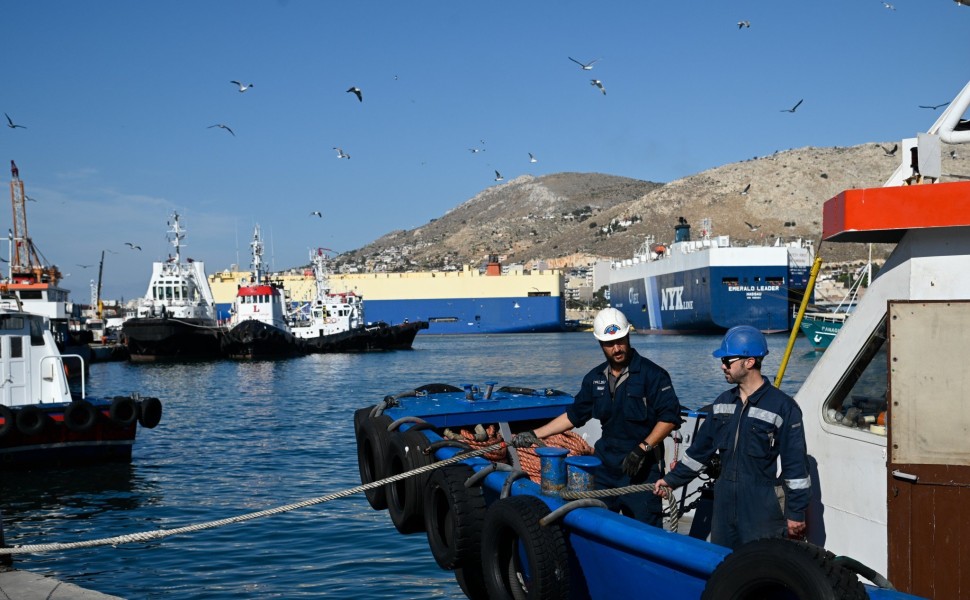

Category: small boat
[221, 225, 304, 359]
[121, 213, 223, 362]
[0, 295, 162, 470]
[800, 257, 872, 351]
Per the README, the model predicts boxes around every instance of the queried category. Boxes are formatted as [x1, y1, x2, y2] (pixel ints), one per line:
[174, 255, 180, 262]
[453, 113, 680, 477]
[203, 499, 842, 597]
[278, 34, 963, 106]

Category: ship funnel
[674, 219, 691, 243]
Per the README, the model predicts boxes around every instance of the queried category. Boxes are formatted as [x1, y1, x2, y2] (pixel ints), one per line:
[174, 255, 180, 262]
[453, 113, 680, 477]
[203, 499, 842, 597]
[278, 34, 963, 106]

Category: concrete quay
[0, 566, 122, 599]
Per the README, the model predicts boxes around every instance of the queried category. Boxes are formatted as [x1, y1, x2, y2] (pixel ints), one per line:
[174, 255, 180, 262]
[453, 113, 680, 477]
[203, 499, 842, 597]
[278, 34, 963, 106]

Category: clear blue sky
[2, 1, 967, 301]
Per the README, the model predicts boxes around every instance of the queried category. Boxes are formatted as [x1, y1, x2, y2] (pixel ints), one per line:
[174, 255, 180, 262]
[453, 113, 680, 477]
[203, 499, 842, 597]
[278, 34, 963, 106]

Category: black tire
[385, 428, 434, 534]
[354, 405, 375, 445]
[109, 396, 138, 427]
[0, 405, 14, 438]
[357, 414, 393, 510]
[424, 463, 486, 570]
[701, 538, 868, 600]
[138, 397, 163, 429]
[16, 406, 51, 436]
[481, 495, 570, 600]
[455, 565, 490, 600]
[64, 400, 99, 432]
[415, 383, 463, 394]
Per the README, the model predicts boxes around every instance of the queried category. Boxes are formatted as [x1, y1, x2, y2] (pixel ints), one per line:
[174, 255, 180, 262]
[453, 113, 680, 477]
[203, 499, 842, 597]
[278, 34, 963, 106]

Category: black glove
[510, 430, 545, 448]
[622, 444, 651, 477]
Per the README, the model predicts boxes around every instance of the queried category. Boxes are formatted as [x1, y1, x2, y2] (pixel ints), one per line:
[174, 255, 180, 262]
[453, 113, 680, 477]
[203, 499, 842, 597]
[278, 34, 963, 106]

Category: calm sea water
[0, 333, 819, 598]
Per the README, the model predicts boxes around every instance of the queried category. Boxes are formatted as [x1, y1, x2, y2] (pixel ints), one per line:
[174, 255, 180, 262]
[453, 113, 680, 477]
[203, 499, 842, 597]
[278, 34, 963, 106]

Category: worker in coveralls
[654, 325, 811, 548]
[512, 308, 682, 526]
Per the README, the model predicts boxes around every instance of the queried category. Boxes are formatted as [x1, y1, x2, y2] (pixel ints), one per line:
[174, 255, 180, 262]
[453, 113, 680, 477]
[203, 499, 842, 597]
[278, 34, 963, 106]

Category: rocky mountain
[336, 142, 968, 271]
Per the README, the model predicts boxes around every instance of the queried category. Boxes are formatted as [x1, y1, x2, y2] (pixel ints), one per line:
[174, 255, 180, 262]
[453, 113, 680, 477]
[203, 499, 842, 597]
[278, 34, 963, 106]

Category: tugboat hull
[304, 320, 428, 353]
[222, 319, 305, 359]
[122, 317, 223, 362]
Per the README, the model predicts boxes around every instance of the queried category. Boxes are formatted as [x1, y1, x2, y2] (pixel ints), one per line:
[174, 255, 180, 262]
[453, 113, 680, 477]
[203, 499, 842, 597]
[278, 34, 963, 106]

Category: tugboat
[221, 225, 304, 359]
[0, 294, 162, 470]
[122, 213, 223, 362]
[291, 248, 428, 353]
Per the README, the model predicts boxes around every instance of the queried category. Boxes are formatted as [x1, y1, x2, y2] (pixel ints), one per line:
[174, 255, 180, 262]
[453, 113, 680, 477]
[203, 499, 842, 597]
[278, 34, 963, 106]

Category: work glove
[510, 430, 545, 448]
[622, 444, 651, 477]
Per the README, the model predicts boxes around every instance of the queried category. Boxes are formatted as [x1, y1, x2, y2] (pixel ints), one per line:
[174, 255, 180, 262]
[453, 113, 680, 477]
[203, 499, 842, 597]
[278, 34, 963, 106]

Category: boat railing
[41, 353, 84, 399]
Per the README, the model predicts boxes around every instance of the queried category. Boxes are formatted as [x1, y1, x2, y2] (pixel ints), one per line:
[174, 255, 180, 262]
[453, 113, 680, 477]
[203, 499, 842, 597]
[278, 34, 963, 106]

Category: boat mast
[168, 212, 185, 265]
[311, 248, 332, 301]
[250, 225, 264, 284]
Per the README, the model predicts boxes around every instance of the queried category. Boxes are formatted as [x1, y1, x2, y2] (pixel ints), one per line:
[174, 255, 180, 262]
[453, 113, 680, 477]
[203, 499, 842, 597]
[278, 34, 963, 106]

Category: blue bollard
[535, 447, 569, 495]
[566, 455, 601, 492]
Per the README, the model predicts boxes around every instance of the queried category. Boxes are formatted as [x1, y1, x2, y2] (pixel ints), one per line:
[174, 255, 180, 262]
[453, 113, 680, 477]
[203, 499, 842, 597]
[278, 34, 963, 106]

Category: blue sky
[1, 1, 967, 300]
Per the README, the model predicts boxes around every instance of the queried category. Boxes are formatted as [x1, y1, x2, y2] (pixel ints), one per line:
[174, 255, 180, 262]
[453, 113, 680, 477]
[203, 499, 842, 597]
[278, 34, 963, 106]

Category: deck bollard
[535, 447, 569, 495]
[566, 455, 601, 493]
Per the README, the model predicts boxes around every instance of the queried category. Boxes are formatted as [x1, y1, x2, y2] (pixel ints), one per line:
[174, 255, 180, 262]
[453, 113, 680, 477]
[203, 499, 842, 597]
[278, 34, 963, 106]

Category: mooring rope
[0, 442, 505, 556]
[560, 482, 680, 532]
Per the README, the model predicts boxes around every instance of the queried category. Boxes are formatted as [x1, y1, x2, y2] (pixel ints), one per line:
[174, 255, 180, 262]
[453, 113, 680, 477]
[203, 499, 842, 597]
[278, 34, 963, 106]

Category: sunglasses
[721, 356, 746, 367]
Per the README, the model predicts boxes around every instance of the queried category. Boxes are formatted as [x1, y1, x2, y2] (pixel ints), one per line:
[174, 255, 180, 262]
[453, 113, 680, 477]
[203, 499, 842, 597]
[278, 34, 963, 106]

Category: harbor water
[0, 332, 820, 598]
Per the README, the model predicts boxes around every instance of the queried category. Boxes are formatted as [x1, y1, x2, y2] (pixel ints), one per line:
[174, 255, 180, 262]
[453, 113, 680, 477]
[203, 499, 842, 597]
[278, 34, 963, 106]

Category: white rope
[0, 443, 504, 555]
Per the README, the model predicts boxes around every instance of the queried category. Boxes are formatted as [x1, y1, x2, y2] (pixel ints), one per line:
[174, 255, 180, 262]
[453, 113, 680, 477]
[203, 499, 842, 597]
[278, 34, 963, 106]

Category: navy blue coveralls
[565, 349, 682, 526]
[663, 376, 811, 549]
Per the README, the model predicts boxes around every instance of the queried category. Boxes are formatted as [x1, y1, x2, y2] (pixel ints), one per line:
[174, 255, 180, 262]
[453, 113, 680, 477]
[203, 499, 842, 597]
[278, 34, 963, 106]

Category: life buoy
[64, 400, 99, 432]
[138, 397, 163, 429]
[16, 406, 51, 436]
[0, 405, 14, 438]
[385, 428, 434, 534]
[423, 463, 486, 570]
[356, 414, 393, 510]
[109, 396, 138, 427]
[701, 538, 868, 600]
[481, 495, 570, 600]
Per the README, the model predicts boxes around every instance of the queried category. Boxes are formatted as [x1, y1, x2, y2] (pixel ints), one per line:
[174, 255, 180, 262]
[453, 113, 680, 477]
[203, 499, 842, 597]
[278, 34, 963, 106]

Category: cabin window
[10, 337, 22, 358]
[767, 277, 784, 286]
[29, 316, 45, 346]
[822, 316, 888, 436]
[18, 290, 43, 300]
[0, 316, 24, 331]
[722, 277, 739, 286]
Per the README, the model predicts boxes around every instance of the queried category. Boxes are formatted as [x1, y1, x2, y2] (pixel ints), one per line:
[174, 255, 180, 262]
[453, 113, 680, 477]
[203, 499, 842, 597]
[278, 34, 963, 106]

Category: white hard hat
[593, 308, 631, 342]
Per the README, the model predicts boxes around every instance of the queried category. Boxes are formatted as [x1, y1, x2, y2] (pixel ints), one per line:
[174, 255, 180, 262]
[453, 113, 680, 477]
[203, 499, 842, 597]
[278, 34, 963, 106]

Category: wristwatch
[640, 442, 654, 452]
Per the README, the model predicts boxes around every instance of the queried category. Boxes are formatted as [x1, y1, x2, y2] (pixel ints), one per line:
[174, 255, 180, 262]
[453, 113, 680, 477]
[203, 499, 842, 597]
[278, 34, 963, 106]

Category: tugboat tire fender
[385, 428, 434, 534]
[357, 414, 393, 510]
[109, 396, 139, 427]
[138, 397, 163, 429]
[0, 405, 14, 438]
[481, 495, 570, 600]
[701, 538, 868, 600]
[423, 463, 486, 571]
[16, 406, 51, 436]
[64, 400, 99, 432]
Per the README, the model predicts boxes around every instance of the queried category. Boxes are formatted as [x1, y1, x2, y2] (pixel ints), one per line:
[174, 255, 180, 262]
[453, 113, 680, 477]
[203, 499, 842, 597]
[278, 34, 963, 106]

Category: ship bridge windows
[18, 290, 43, 300]
[822, 316, 888, 436]
[721, 277, 739, 286]
[766, 276, 784, 286]
[528, 291, 550, 297]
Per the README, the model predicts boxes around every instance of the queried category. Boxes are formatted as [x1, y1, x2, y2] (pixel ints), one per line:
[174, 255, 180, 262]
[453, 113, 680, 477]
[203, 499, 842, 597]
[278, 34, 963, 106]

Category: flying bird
[494, 170, 504, 182]
[881, 143, 898, 157]
[346, 86, 363, 102]
[529, 152, 538, 163]
[0, 257, 7, 263]
[25, 195, 37, 202]
[919, 102, 950, 110]
[780, 99, 803, 113]
[469, 147, 485, 153]
[230, 81, 254, 92]
[208, 123, 235, 136]
[310, 211, 323, 218]
[744, 222, 761, 231]
[333, 147, 350, 159]
[4, 113, 26, 129]
[882, 2, 895, 10]
[568, 57, 600, 70]
[741, 183, 751, 195]
[590, 79, 606, 95]
[77, 264, 93, 268]
[124, 242, 142, 250]
[737, 20, 751, 28]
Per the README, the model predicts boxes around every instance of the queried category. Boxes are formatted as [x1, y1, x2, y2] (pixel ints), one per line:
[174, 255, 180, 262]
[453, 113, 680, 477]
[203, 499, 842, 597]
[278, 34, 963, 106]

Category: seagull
[741, 183, 751, 195]
[568, 57, 600, 70]
[230, 81, 254, 92]
[4, 113, 26, 129]
[124, 242, 142, 250]
[737, 20, 751, 28]
[780, 99, 803, 113]
[919, 102, 950, 110]
[882, 1, 895, 10]
[208, 123, 235, 136]
[346, 86, 363, 102]
[494, 170, 504, 182]
[469, 147, 485, 153]
[310, 211, 323, 218]
[77, 264, 93, 268]
[0, 257, 7, 263]
[333, 147, 350, 159]
[590, 79, 606, 95]
[881, 143, 899, 157]
[25, 195, 37, 202]
[744, 222, 761, 232]
[529, 152, 537, 163]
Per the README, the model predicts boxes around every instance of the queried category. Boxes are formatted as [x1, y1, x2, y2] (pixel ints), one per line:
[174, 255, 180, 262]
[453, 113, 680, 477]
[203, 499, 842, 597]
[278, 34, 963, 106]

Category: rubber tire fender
[353, 405, 375, 446]
[109, 396, 139, 427]
[0, 405, 15, 438]
[138, 397, 163, 429]
[64, 400, 99, 432]
[385, 428, 434, 534]
[424, 463, 486, 570]
[481, 495, 570, 600]
[356, 414, 393, 510]
[701, 538, 868, 600]
[16, 406, 51, 436]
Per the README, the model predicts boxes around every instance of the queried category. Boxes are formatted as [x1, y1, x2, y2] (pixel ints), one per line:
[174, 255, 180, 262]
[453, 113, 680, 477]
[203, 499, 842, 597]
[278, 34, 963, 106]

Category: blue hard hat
[712, 325, 769, 358]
